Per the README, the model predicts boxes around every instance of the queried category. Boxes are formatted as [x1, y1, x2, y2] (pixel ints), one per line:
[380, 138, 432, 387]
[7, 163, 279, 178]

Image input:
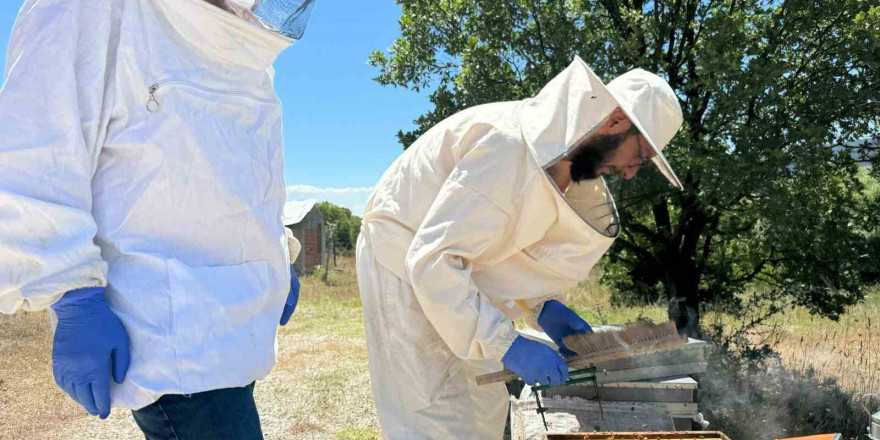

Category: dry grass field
[769, 287, 880, 398]
[0, 257, 381, 440]
[1, 257, 876, 439]
[563, 270, 880, 398]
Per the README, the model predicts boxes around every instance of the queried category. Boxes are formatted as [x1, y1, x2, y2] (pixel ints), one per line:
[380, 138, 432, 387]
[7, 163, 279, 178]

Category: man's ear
[603, 108, 633, 134]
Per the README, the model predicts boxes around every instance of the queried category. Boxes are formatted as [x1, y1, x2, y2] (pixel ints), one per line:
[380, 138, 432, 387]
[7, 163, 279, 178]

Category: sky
[0, 1, 430, 216]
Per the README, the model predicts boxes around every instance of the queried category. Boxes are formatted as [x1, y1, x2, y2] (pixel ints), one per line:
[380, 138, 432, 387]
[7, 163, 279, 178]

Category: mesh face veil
[226, 0, 316, 40]
[563, 177, 620, 238]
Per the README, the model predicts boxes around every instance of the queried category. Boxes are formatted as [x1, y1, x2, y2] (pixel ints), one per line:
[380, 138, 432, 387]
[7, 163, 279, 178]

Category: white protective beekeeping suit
[356, 56, 683, 439]
[0, 0, 297, 409]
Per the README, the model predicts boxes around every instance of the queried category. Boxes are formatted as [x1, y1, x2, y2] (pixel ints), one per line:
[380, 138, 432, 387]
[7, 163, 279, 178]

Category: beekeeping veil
[519, 57, 684, 237]
[228, 0, 316, 40]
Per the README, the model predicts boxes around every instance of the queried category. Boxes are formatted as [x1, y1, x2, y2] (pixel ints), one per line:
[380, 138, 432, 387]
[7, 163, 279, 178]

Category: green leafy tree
[858, 166, 880, 282]
[371, 0, 880, 337]
[316, 201, 362, 253]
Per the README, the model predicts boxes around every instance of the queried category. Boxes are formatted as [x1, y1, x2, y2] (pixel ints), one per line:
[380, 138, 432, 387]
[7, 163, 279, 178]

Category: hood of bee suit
[519, 57, 623, 237]
[520, 57, 622, 170]
[152, 0, 292, 69]
[520, 56, 684, 190]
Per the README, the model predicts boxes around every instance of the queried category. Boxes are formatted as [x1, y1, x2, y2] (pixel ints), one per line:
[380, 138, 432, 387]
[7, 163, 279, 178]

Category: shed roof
[283, 199, 320, 226]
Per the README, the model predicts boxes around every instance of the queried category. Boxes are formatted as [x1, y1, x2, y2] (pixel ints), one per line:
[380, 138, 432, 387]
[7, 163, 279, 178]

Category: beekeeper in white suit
[0, 0, 312, 438]
[356, 56, 684, 439]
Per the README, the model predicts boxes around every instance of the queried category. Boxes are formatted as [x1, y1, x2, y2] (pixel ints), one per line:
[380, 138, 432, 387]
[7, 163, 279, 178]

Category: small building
[283, 199, 326, 273]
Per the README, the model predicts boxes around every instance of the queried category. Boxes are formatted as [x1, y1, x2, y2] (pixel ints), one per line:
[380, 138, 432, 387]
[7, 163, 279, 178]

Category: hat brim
[607, 94, 684, 190]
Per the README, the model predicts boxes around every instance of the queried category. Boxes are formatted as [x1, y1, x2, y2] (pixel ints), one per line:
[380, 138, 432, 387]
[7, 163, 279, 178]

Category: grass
[264, 257, 381, 439]
[564, 271, 668, 326]
[568, 274, 880, 440]
[336, 426, 383, 440]
[563, 270, 880, 439]
[0, 257, 381, 440]
[564, 268, 880, 398]
[1, 256, 876, 439]
[769, 285, 880, 397]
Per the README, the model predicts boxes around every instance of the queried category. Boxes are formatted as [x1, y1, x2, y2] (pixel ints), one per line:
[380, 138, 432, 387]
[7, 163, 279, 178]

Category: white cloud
[286, 184, 374, 216]
[286, 184, 374, 195]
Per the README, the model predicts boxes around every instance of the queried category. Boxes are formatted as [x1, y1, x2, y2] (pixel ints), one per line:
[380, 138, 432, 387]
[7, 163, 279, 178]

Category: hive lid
[546, 432, 731, 440]
[774, 434, 842, 440]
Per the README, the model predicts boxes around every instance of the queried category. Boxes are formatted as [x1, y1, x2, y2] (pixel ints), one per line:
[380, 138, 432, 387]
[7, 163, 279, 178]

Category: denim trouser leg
[132, 383, 263, 440]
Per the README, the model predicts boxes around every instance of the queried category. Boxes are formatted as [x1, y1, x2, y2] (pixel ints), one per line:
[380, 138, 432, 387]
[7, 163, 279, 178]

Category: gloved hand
[501, 336, 569, 386]
[279, 265, 300, 326]
[537, 300, 592, 357]
[51, 287, 131, 419]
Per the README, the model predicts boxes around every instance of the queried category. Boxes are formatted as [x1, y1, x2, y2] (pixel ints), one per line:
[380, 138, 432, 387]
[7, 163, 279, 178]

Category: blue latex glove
[279, 265, 300, 326]
[501, 336, 569, 386]
[537, 300, 593, 357]
[51, 287, 131, 419]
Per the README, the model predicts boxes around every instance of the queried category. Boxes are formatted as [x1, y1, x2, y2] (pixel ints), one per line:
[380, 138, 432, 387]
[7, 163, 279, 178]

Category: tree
[858, 165, 880, 282]
[371, 0, 880, 337]
[316, 201, 362, 255]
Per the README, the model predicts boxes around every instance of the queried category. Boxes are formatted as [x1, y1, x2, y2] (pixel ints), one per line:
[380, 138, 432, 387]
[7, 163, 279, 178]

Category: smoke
[698, 348, 875, 440]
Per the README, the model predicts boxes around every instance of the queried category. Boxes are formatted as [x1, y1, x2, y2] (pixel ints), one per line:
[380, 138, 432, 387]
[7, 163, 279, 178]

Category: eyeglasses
[634, 134, 655, 167]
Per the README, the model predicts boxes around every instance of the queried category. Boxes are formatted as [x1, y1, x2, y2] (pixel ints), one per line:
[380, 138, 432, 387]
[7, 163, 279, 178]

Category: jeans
[131, 383, 263, 440]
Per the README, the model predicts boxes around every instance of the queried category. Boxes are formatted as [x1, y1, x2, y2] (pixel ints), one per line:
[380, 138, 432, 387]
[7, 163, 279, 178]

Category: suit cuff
[484, 324, 519, 362]
[524, 298, 553, 333]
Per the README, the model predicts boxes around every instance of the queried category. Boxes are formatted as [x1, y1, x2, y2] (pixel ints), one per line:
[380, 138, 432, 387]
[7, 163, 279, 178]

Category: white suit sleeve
[405, 175, 519, 362]
[0, 0, 115, 313]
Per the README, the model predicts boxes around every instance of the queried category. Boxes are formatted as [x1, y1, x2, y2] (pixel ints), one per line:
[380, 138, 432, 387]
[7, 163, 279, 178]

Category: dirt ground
[0, 259, 381, 440]
[3, 256, 875, 439]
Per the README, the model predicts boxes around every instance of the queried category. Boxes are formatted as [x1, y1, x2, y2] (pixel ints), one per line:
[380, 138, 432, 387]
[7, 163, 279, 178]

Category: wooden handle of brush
[476, 369, 520, 386]
[475, 333, 688, 386]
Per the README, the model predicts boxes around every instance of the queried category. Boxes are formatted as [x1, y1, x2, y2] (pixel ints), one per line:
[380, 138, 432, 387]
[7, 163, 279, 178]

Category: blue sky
[0, 1, 429, 215]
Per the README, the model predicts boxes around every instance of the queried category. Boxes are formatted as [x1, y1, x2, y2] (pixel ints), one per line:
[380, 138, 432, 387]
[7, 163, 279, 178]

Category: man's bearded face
[569, 126, 640, 182]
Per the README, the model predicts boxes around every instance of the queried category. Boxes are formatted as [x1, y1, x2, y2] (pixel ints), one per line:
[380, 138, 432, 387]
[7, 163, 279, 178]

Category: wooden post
[329, 222, 337, 268]
[323, 222, 336, 283]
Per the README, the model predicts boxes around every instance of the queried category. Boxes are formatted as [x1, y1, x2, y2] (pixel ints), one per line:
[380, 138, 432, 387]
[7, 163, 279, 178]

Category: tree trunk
[668, 291, 702, 338]
[662, 252, 703, 339]
[660, 198, 708, 339]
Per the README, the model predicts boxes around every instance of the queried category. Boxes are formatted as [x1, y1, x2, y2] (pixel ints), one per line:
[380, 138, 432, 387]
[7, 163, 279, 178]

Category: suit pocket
[166, 259, 277, 389]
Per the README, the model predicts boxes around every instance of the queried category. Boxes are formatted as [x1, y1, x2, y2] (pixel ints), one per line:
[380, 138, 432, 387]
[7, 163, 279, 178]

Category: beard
[204, 0, 259, 20]
[204, 0, 233, 11]
[568, 132, 627, 182]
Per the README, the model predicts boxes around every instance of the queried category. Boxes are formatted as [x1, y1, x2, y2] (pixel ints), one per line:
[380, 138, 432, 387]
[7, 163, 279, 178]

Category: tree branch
[599, 0, 632, 39]
[527, 0, 550, 63]
[728, 254, 785, 285]
[626, 217, 663, 243]
[615, 234, 661, 266]
[653, 199, 673, 239]
[696, 215, 720, 279]
[785, 9, 850, 94]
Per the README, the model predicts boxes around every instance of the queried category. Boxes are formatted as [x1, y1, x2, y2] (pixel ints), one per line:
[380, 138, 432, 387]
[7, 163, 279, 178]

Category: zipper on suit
[146, 80, 276, 113]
